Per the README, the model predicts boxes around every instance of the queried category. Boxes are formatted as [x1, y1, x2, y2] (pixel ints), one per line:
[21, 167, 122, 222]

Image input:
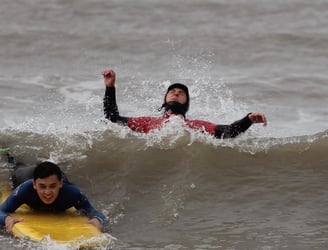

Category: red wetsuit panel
[185, 119, 217, 135]
[127, 116, 165, 133]
[127, 114, 217, 135]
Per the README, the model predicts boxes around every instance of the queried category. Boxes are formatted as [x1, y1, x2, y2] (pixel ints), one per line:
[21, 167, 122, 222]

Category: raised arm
[215, 112, 267, 139]
[102, 69, 129, 124]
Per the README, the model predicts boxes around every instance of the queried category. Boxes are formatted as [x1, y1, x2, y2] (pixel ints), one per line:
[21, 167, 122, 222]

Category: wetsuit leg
[12, 165, 36, 188]
[6, 153, 32, 187]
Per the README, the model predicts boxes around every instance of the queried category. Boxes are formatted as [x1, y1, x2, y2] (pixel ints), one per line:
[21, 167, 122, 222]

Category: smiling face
[165, 88, 187, 105]
[33, 174, 63, 204]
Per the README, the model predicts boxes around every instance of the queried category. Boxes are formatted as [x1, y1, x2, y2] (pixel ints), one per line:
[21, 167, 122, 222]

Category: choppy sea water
[0, 0, 328, 249]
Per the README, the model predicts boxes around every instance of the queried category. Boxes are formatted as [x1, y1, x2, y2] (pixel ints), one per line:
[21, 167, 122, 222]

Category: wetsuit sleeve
[74, 191, 106, 225]
[0, 187, 25, 225]
[103, 86, 129, 125]
[215, 113, 253, 139]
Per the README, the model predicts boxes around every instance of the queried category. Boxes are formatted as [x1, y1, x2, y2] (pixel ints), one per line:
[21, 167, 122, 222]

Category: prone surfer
[0, 158, 105, 232]
[102, 69, 267, 138]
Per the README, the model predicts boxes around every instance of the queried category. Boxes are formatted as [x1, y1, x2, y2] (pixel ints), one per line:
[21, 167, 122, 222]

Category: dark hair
[33, 161, 63, 180]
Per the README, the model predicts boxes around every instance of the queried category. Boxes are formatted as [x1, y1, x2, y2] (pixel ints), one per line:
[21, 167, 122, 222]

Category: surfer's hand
[5, 216, 23, 232]
[102, 69, 116, 87]
[248, 112, 267, 126]
[88, 218, 103, 231]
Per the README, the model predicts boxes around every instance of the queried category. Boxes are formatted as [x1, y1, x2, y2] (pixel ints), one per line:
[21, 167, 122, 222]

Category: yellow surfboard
[1, 189, 112, 249]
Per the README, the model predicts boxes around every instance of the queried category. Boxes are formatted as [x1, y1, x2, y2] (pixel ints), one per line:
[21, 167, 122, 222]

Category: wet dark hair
[33, 161, 62, 180]
[159, 83, 190, 116]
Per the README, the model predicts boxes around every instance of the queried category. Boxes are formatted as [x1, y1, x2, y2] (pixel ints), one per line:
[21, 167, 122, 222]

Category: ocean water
[0, 0, 328, 249]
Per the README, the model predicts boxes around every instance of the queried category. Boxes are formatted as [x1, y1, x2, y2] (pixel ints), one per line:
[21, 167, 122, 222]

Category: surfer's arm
[74, 191, 106, 230]
[0, 190, 25, 229]
[0, 209, 10, 227]
[103, 86, 129, 125]
[81, 202, 105, 228]
[214, 113, 254, 139]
